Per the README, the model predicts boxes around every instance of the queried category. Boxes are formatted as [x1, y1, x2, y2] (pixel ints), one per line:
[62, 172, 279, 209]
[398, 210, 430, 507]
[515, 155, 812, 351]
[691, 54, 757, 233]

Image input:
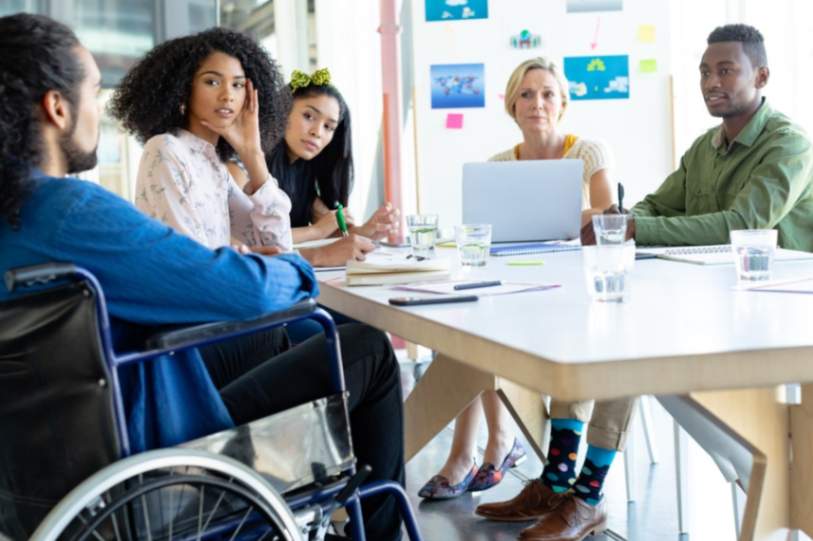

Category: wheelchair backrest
[0, 280, 119, 538]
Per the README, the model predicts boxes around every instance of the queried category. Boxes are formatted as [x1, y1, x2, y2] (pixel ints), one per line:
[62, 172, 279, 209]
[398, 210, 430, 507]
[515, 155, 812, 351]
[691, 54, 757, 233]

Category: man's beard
[61, 117, 98, 174]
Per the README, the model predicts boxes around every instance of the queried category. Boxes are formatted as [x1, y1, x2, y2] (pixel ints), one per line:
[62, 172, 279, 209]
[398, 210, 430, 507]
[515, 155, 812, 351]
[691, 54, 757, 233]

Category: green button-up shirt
[632, 100, 813, 250]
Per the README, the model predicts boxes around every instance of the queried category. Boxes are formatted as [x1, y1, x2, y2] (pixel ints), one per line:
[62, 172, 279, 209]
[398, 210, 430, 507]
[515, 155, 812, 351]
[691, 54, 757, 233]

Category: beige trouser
[548, 397, 638, 451]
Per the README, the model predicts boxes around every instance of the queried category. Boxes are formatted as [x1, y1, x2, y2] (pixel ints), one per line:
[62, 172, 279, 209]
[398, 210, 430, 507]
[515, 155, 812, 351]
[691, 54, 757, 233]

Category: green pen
[336, 203, 349, 237]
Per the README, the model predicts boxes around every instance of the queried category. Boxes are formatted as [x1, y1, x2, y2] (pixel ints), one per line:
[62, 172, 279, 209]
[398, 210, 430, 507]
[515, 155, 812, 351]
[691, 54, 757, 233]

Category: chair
[0, 263, 422, 541]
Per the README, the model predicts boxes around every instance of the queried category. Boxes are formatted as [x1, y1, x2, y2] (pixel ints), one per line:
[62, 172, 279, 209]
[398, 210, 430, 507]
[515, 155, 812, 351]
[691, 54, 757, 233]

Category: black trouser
[200, 323, 404, 541]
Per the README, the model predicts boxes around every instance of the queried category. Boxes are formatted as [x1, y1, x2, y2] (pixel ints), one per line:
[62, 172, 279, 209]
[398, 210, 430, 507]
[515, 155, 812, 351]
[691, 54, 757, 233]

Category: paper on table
[391, 281, 559, 296]
[740, 276, 813, 294]
[347, 252, 450, 274]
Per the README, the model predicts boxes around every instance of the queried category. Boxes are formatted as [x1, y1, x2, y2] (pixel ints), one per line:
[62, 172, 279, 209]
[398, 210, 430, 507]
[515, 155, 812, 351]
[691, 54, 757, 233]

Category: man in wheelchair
[0, 13, 405, 541]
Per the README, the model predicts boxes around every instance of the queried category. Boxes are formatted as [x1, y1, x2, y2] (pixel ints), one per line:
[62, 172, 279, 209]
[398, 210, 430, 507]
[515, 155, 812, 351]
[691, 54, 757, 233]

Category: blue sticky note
[564, 55, 630, 101]
[425, 0, 488, 22]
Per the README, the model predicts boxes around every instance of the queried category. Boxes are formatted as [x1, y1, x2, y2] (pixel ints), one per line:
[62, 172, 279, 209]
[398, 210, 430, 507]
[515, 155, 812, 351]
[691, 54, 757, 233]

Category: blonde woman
[420, 60, 633, 540]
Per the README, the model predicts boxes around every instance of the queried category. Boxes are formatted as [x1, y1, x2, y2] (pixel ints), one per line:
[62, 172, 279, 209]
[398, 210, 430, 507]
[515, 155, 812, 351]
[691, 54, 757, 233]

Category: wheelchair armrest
[4, 263, 78, 292]
[146, 298, 319, 350]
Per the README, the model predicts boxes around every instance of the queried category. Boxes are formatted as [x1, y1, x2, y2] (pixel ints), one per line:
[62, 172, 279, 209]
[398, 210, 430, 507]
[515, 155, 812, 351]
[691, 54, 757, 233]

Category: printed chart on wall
[564, 55, 629, 100]
[425, 0, 488, 22]
[430, 63, 485, 108]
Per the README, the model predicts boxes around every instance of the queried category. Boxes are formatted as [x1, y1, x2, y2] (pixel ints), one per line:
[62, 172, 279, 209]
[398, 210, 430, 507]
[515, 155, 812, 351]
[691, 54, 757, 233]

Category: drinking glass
[582, 241, 636, 302]
[730, 229, 777, 282]
[592, 214, 629, 245]
[455, 224, 492, 267]
[406, 214, 439, 258]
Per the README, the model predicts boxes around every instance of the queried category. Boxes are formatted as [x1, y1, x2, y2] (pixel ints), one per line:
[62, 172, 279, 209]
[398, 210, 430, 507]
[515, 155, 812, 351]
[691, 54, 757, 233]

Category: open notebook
[636, 244, 813, 265]
[345, 252, 451, 285]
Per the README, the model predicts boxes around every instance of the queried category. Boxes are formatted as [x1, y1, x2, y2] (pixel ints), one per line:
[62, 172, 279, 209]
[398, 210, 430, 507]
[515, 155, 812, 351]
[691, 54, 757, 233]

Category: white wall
[410, 0, 674, 229]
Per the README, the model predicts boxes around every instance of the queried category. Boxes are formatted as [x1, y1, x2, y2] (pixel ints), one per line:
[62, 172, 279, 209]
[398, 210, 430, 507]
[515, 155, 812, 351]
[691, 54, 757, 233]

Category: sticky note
[637, 24, 656, 44]
[445, 113, 464, 129]
[638, 58, 658, 73]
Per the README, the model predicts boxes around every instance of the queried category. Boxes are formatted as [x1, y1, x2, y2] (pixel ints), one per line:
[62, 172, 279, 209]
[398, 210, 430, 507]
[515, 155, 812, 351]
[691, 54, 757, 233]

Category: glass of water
[730, 229, 777, 282]
[406, 214, 439, 258]
[455, 224, 492, 267]
[582, 241, 636, 302]
[592, 214, 629, 245]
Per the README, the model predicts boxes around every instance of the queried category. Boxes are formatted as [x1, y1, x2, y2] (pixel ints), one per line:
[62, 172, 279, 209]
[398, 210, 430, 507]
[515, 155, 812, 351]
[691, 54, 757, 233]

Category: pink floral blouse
[135, 129, 292, 251]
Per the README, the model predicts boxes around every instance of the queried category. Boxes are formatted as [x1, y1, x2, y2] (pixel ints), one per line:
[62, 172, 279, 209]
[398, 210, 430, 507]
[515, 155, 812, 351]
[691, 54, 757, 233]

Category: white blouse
[135, 129, 292, 251]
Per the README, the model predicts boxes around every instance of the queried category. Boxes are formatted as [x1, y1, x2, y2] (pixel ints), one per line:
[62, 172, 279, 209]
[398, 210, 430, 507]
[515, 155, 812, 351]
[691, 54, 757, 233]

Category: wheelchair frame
[3, 263, 422, 541]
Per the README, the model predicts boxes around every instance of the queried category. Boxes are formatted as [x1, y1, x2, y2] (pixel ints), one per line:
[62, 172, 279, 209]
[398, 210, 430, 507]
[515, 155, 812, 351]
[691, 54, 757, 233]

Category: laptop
[462, 160, 583, 242]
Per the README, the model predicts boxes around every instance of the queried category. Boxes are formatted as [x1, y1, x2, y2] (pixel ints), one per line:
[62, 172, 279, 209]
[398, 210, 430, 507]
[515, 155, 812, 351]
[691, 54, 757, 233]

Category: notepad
[490, 242, 582, 257]
[345, 253, 451, 286]
[636, 244, 813, 265]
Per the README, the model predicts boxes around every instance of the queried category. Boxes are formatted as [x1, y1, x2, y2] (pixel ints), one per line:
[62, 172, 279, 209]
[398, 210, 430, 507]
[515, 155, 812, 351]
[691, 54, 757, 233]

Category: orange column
[378, 0, 404, 242]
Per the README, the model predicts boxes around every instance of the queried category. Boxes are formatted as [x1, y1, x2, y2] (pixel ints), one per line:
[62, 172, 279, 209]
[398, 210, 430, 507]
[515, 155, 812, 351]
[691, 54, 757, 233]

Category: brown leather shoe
[518, 493, 607, 541]
[474, 479, 564, 522]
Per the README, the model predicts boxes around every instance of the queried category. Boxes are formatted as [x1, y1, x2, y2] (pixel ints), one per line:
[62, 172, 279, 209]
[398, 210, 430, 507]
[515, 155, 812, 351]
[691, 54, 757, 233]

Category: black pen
[453, 280, 502, 291]
[617, 182, 625, 213]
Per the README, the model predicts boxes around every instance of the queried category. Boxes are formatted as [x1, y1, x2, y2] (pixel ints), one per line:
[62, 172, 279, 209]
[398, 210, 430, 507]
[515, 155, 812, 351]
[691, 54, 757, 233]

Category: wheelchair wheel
[30, 448, 304, 541]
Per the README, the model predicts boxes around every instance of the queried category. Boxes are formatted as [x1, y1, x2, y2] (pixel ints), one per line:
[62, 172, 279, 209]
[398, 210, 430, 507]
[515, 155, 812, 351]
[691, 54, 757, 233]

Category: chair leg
[674, 420, 690, 534]
[623, 427, 637, 503]
[639, 396, 659, 464]
[731, 481, 745, 540]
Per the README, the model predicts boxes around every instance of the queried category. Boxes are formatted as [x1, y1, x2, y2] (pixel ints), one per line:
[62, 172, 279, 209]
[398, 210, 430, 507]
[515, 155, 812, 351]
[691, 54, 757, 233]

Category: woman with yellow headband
[229, 68, 399, 267]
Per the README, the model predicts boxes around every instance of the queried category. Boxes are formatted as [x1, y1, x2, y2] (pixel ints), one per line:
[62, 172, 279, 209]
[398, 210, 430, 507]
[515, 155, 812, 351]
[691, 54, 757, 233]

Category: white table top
[317, 248, 813, 401]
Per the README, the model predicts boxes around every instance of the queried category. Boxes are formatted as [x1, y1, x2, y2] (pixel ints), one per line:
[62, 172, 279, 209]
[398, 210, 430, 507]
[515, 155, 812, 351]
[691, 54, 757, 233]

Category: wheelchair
[0, 263, 422, 541]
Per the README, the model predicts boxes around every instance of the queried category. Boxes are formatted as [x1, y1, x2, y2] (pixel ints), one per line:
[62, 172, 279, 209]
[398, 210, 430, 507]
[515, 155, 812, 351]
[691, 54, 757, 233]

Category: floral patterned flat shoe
[468, 439, 527, 492]
[418, 462, 479, 500]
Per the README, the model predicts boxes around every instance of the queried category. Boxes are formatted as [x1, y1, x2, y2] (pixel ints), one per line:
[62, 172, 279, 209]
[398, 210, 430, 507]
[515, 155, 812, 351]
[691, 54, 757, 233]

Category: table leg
[790, 383, 813, 537]
[403, 354, 549, 465]
[404, 353, 496, 462]
[692, 388, 790, 541]
[496, 379, 548, 462]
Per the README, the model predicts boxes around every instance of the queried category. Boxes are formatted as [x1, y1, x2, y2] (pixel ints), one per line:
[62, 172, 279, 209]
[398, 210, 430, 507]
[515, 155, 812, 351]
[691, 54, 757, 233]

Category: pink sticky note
[446, 113, 464, 129]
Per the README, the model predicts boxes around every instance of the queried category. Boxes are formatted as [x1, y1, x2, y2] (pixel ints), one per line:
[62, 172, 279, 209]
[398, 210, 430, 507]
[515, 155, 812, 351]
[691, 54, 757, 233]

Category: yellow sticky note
[637, 24, 656, 44]
[639, 58, 658, 74]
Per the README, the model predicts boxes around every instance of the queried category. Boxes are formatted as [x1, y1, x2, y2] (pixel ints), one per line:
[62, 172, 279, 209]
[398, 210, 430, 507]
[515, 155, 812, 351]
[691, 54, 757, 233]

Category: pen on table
[453, 280, 502, 291]
[617, 182, 625, 213]
[336, 203, 349, 237]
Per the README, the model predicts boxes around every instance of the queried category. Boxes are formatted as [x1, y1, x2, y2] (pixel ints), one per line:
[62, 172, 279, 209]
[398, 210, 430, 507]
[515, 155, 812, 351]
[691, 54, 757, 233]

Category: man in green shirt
[583, 24, 813, 251]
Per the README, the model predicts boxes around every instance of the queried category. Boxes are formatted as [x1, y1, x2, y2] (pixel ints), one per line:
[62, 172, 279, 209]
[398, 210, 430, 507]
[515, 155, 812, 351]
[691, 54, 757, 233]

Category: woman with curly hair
[110, 27, 293, 252]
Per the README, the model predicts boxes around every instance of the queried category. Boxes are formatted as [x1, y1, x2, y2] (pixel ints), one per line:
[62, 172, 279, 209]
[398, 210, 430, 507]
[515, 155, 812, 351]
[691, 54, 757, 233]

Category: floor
[397, 358, 748, 541]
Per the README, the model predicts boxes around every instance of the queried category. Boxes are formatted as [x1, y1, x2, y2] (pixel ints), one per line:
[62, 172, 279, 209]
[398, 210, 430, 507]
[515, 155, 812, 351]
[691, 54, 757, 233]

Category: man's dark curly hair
[109, 27, 290, 162]
[0, 13, 83, 229]
[708, 24, 767, 68]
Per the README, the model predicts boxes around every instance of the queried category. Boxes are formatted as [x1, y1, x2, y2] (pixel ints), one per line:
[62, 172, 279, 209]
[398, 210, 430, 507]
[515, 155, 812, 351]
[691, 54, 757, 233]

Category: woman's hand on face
[354, 203, 400, 240]
[201, 79, 263, 158]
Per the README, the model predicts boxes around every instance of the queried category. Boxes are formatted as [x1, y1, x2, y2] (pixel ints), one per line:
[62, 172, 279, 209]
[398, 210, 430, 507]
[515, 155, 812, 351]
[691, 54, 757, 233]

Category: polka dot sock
[540, 419, 584, 493]
[573, 445, 617, 506]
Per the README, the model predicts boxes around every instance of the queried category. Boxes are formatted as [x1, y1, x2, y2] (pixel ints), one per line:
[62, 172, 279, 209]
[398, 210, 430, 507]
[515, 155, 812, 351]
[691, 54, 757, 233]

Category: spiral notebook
[636, 244, 813, 265]
[490, 242, 582, 257]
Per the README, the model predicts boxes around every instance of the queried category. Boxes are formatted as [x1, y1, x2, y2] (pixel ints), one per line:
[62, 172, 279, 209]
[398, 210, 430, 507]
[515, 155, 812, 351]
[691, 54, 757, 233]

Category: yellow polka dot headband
[290, 68, 331, 91]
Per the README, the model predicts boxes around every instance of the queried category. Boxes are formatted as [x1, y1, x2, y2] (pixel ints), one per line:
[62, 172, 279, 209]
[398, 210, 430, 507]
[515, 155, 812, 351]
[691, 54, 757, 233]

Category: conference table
[315, 247, 813, 541]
